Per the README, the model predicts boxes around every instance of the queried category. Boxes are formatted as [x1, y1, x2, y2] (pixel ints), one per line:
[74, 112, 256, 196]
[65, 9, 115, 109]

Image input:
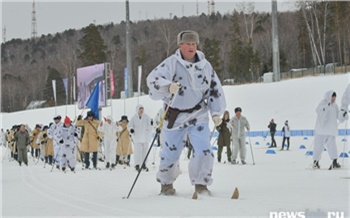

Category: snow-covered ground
[1, 73, 350, 217]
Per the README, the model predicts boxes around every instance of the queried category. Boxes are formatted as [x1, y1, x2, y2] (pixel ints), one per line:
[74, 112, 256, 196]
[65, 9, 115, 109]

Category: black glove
[151, 119, 154, 126]
[77, 115, 82, 121]
[130, 129, 135, 134]
[74, 133, 78, 137]
[41, 140, 45, 145]
[43, 133, 47, 138]
[156, 128, 161, 134]
[343, 111, 347, 118]
[59, 139, 64, 144]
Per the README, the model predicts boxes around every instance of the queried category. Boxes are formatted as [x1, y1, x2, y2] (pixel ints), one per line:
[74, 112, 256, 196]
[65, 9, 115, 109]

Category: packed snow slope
[1, 73, 350, 218]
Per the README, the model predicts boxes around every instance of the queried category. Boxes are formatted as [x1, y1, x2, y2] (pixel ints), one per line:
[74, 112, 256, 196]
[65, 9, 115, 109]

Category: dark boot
[44, 156, 48, 163]
[106, 162, 110, 168]
[332, 159, 341, 168]
[19, 161, 22, 166]
[135, 165, 140, 171]
[142, 163, 149, 172]
[160, 184, 176, 195]
[313, 160, 320, 169]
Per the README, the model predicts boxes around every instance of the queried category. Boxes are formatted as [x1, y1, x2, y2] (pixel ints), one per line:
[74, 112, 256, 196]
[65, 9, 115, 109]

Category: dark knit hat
[87, 111, 94, 117]
[119, 115, 129, 122]
[177, 30, 199, 45]
[332, 92, 336, 97]
[53, 114, 62, 120]
[234, 107, 242, 113]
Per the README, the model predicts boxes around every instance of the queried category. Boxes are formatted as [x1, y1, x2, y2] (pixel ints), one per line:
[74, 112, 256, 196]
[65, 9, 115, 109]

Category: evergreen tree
[79, 23, 107, 66]
[43, 67, 66, 106]
[229, 10, 244, 83]
[203, 38, 222, 80]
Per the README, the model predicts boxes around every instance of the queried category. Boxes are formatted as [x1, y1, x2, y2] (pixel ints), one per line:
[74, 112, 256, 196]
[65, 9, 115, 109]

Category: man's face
[331, 96, 336, 103]
[54, 118, 61, 124]
[138, 107, 144, 116]
[88, 115, 93, 120]
[107, 119, 111, 124]
[236, 111, 241, 117]
[179, 42, 197, 60]
[64, 123, 70, 128]
[20, 125, 25, 132]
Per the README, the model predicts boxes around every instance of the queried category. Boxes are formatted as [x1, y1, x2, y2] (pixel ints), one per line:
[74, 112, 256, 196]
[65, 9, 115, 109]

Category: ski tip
[231, 187, 239, 199]
[192, 191, 198, 200]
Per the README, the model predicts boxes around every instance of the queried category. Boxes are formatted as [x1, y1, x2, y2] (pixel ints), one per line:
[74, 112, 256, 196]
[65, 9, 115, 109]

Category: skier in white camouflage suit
[147, 30, 226, 195]
[56, 116, 80, 172]
[312, 90, 341, 169]
[48, 115, 63, 170]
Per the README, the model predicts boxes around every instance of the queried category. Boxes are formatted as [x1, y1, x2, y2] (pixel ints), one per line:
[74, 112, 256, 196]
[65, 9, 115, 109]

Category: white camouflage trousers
[60, 143, 76, 169]
[313, 135, 338, 161]
[54, 145, 61, 166]
[157, 124, 214, 186]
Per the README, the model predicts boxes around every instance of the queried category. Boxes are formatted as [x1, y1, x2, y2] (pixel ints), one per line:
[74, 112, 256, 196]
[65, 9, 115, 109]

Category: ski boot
[195, 184, 210, 194]
[330, 159, 341, 170]
[241, 160, 247, 165]
[135, 165, 140, 171]
[160, 184, 176, 196]
[106, 162, 110, 169]
[313, 160, 320, 169]
[142, 164, 149, 172]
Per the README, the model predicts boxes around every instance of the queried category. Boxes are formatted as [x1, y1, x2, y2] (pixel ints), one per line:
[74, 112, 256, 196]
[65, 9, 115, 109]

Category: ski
[191, 187, 239, 200]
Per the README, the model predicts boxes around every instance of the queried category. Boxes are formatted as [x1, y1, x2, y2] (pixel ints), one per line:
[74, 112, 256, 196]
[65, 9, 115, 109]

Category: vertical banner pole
[52, 80, 57, 114]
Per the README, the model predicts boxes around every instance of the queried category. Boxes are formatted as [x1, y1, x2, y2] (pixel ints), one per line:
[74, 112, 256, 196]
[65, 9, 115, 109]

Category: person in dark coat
[268, 119, 277, 148]
[14, 124, 30, 166]
[216, 111, 232, 163]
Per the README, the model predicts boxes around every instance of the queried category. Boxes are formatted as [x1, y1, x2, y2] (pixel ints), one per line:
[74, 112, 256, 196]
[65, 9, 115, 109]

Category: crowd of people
[1, 30, 348, 196]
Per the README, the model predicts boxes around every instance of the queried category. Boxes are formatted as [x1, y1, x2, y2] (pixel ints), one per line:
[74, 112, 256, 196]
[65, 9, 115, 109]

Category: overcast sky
[1, 0, 296, 43]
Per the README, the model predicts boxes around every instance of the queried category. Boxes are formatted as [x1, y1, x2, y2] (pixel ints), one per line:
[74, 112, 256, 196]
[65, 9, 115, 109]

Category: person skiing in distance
[98, 115, 118, 169]
[14, 124, 30, 166]
[57, 117, 80, 172]
[280, 120, 291, 151]
[147, 30, 226, 195]
[268, 119, 277, 148]
[312, 91, 341, 169]
[75, 111, 101, 170]
[30, 124, 41, 158]
[339, 83, 350, 123]
[116, 115, 133, 166]
[48, 115, 63, 169]
[129, 104, 153, 171]
[230, 107, 250, 165]
[216, 110, 232, 163]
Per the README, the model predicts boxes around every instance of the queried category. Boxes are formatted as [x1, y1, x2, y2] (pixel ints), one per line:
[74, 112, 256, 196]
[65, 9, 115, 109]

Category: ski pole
[247, 132, 255, 165]
[123, 94, 174, 199]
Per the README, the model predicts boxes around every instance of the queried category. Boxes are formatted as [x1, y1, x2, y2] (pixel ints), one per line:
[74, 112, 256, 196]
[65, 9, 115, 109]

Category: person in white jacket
[230, 107, 250, 165]
[147, 30, 226, 195]
[56, 116, 80, 172]
[129, 104, 153, 171]
[312, 91, 341, 169]
[98, 115, 118, 169]
[339, 83, 350, 123]
[280, 120, 291, 150]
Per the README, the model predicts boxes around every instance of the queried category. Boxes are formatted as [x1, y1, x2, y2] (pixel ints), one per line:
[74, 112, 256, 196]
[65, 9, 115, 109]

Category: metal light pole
[126, 0, 134, 97]
[271, 0, 280, 82]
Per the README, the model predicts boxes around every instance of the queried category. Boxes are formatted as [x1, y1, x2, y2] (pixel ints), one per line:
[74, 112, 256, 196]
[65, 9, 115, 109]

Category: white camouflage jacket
[147, 49, 226, 130]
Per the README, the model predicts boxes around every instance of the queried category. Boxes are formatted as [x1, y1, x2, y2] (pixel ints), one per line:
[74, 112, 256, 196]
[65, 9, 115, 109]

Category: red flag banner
[110, 70, 115, 97]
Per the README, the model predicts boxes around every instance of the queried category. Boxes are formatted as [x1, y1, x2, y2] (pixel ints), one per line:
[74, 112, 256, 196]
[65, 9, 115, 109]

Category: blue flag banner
[86, 81, 100, 120]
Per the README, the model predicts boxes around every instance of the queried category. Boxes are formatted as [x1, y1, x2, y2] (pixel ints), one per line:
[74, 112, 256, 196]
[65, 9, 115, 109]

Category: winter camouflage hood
[323, 90, 336, 103]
